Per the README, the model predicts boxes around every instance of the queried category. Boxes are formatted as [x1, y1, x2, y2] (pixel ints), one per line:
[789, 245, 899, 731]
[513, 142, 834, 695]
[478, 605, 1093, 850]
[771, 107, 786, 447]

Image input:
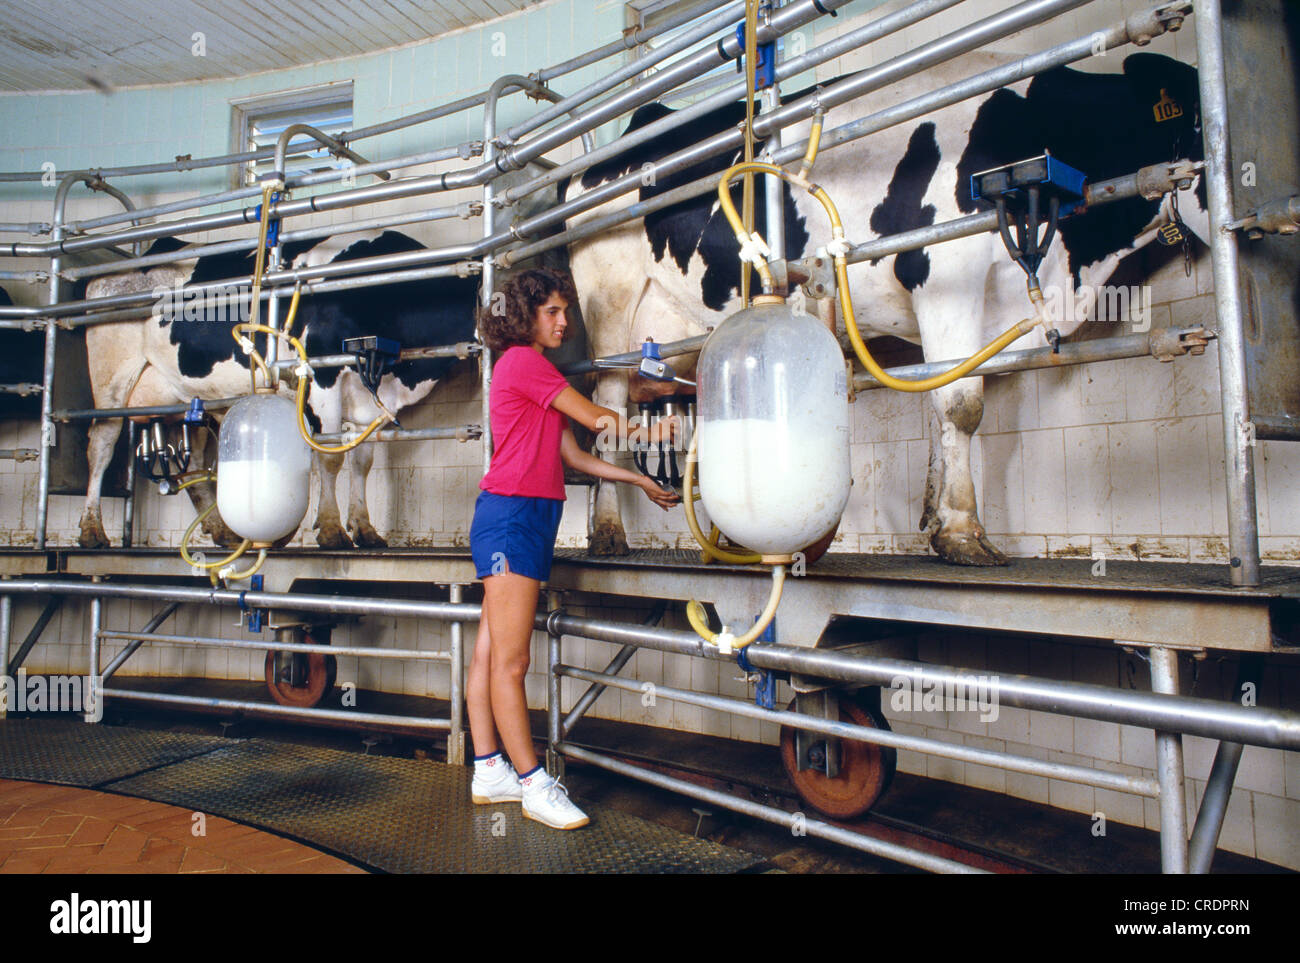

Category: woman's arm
[551, 386, 677, 446]
[560, 428, 679, 510]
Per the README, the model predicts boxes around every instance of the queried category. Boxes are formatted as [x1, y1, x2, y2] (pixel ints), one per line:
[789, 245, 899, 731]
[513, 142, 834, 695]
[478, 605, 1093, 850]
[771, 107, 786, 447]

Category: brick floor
[0, 779, 366, 874]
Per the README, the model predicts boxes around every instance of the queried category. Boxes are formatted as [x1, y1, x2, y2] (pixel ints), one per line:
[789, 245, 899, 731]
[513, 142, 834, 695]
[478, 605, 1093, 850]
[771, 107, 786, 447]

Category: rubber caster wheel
[779, 689, 896, 820]
[265, 639, 337, 709]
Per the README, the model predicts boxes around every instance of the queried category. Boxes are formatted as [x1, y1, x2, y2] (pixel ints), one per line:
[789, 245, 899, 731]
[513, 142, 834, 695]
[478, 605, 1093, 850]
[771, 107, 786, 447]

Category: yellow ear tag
[1153, 88, 1183, 123]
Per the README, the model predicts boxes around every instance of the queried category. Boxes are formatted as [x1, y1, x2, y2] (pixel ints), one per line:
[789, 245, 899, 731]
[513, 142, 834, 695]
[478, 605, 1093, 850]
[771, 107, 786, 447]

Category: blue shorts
[470, 490, 564, 582]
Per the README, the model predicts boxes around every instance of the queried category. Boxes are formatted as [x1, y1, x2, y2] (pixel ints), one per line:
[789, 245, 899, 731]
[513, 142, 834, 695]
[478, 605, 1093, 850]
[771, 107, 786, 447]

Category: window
[626, 0, 742, 107]
[230, 82, 355, 188]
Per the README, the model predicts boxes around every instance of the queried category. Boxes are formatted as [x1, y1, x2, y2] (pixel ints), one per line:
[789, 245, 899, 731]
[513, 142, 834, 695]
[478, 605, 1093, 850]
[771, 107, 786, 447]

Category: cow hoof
[588, 526, 630, 556]
[932, 529, 1010, 567]
[349, 521, 388, 549]
[77, 520, 111, 549]
[315, 521, 353, 550]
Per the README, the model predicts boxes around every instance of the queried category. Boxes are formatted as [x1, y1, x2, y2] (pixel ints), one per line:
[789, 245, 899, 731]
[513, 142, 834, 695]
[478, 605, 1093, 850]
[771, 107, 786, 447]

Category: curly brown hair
[478, 268, 578, 353]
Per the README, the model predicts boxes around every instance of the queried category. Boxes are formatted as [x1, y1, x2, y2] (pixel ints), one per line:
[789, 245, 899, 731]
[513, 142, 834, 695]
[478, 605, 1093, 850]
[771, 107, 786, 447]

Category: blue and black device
[971, 152, 1088, 353]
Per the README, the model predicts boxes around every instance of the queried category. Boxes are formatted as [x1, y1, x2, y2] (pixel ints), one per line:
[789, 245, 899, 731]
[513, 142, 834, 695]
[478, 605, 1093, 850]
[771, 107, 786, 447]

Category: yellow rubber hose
[180, 501, 251, 571]
[716, 158, 1042, 393]
[685, 563, 786, 653]
[233, 286, 393, 454]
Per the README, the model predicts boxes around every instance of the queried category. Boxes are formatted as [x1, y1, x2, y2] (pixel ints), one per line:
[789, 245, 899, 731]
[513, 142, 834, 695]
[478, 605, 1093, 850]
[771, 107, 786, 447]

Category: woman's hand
[639, 476, 681, 511]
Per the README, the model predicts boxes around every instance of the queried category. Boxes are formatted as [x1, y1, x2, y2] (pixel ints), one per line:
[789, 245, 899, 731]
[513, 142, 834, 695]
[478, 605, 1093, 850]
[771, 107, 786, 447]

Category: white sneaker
[521, 770, 590, 830]
[471, 754, 522, 804]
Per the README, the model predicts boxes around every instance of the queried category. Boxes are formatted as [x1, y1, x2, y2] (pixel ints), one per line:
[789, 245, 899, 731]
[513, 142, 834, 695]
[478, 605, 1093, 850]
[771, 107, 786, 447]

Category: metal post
[36, 177, 78, 550]
[761, 74, 785, 276]
[1187, 655, 1260, 873]
[1193, 0, 1261, 586]
[546, 589, 563, 779]
[480, 134, 497, 477]
[266, 240, 282, 387]
[122, 422, 137, 548]
[1149, 646, 1188, 873]
[0, 591, 11, 717]
[87, 582, 103, 724]
[447, 583, 465, 765]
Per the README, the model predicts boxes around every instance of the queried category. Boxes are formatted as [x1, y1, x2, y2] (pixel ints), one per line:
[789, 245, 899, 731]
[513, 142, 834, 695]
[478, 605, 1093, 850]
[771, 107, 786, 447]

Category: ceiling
[0, 0, 545, 92]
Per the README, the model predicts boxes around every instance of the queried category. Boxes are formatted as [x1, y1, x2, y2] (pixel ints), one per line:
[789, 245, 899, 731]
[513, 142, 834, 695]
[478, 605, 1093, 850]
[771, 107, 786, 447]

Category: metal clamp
[1227, 195, 1300, 239]
[735, 618, 777, 709]
[1150, 326, 1213, 362]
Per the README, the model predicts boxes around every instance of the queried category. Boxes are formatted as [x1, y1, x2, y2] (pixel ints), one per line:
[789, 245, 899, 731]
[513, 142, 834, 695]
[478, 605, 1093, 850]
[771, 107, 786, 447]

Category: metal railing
[0, 0, 1277, 874]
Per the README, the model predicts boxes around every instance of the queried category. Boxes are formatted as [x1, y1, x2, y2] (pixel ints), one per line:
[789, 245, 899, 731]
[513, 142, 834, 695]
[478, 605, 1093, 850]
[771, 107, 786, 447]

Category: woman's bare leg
[483, 572, 542, 773]
[466, 609, 499, 757]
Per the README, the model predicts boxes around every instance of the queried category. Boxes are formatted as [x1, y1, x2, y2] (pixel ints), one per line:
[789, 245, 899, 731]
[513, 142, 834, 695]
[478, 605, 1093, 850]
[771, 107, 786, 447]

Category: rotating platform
[0, 719, 763, 874]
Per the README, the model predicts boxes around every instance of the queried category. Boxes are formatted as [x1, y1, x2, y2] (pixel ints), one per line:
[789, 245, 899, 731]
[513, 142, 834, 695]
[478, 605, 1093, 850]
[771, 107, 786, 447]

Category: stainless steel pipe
[560, 664, 1160, 795]
[561, 742, 986, 873]
[0, 579, 481, 624]
[98, 630, 453, 662]
[545, 611, 1300, 750]
[1149, 646, 1189, 873]
[853, 326, 1213, 391]
[100, 686, 452, 731]
[1193, 0, 1261, 587]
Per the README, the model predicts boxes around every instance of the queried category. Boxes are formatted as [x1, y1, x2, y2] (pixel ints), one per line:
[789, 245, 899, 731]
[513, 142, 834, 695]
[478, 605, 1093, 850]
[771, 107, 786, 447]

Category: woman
[468, 268, 680, 830]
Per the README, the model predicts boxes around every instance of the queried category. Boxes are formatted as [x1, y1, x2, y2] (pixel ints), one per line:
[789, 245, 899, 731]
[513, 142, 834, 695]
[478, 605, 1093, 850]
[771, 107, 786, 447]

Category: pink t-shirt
[480, 345, 570, 500]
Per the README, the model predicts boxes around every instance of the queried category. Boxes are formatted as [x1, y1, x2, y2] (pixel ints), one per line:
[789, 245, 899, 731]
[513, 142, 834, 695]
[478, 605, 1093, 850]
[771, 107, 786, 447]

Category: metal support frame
[1193, 0, 1262, 586]
[0, 592, 10, 718]
[562, 743, 985, 873]
[1187, 655, 1261, 873]
[448, 583, 465, 765]
[0, 0, 1285, 874]
[4, 594, 64, 675]
[546, 589, 564, 779]
[1148, 645, 1188, 873]
[86, 580, 102, 724]
[4, 578, 479, 736]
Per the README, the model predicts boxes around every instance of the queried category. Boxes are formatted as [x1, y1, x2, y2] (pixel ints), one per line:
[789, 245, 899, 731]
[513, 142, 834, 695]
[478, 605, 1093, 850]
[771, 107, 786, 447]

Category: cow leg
[78, 328, 149, 548]
[910, 237, 1007, 566]
[589, 370, 630, 556]
[925, 380, 1007, 566]
[345, 440, 386, 548]
[78, 418, 122, 548]
[312, 450, 352, 549]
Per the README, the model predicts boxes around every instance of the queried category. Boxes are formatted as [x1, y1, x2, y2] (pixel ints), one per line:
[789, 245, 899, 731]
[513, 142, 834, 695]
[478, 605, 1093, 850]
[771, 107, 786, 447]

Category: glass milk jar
[696, 297, 852, 556]
[217, 393, 313, 544]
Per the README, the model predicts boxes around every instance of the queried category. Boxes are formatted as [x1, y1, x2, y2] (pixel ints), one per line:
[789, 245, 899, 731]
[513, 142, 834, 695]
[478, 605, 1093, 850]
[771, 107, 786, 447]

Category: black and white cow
[76, 231, 479, 549]
[0, 285, 44, 420]
[564, 52, 1206, 565]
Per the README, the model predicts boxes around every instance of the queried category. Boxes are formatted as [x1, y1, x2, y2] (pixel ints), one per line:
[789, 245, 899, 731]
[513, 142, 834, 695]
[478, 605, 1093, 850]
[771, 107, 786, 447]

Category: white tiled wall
[2, 0, 1297, 869]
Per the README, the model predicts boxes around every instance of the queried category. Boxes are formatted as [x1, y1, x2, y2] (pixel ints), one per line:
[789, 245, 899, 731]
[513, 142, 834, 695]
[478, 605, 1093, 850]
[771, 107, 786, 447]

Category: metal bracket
[793, 689, 840, 778]
[788, 254, 834, 300]
[1150, 325, 1213, 362]
[1135, 158, 1203, 200]
[244, 575, 265, 633]
[1227, 194, 1300, 239]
